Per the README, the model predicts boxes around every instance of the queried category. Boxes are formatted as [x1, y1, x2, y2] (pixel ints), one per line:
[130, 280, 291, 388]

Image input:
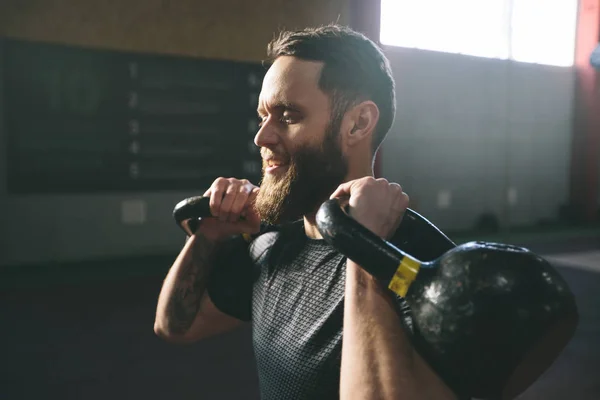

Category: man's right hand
[197, 177, 261, 242]
[155, 177, 257, 343]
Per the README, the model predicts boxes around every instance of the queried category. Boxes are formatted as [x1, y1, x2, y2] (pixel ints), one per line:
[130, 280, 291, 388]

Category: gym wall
[381, 47, 575, 231]
[0, 0, 350, 62]
[0, 0, 350, 267]
[0, 0, 577, 266]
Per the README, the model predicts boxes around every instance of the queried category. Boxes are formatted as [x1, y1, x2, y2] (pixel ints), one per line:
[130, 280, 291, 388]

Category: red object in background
[570, 0, 600, 222]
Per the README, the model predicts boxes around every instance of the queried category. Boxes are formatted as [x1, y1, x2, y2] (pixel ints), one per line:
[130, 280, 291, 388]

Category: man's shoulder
[248, 220, 304, 261]
[249, 224, 281, 252]
[250, 220, 304, 241]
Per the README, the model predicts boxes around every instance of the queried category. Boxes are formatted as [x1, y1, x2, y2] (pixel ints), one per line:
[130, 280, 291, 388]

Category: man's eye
[258, 116, 267, 127]
[280, 114, 298, 124]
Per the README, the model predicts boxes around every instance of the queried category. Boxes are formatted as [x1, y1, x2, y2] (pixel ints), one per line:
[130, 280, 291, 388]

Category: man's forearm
[340, 261, 456, 400]
[341, 260, 417, 400]
[155, 233, 217, 336]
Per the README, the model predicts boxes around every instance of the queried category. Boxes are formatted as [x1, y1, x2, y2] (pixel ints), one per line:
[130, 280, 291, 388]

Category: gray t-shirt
[207, 220, 421, 400]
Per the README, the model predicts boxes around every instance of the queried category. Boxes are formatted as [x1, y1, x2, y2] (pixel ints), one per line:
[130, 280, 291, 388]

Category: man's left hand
[330, 177, 409, 239]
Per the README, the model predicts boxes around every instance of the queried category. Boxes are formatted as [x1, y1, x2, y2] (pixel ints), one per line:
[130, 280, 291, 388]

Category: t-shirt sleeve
[206, 235, 255, 322]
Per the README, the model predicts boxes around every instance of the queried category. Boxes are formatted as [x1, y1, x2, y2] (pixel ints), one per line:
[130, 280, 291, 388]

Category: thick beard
[254, 124, 348, 225]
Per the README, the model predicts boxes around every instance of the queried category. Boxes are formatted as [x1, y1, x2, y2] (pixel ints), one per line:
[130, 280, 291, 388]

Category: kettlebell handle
[172, 195, 454, 250]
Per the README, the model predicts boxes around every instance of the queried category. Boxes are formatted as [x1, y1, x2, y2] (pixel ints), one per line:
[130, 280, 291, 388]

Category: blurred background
[0, 0, 599, 399]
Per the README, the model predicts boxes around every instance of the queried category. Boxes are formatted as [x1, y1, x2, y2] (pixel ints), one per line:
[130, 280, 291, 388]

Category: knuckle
[362, 177, 376, 187]
[213, 177, 226, 187]
[237, 188, 250, 199]
[390, 182, 403, 193]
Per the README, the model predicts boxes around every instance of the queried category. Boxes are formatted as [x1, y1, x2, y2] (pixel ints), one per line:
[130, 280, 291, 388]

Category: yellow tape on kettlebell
[388, 256, 421, 297]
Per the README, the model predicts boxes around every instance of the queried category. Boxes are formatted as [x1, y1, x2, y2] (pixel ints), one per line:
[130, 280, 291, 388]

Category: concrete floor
[1, 237, 598, 400]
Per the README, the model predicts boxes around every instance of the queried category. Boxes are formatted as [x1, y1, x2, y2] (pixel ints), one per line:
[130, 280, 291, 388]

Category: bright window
[380, 0, 579, 67]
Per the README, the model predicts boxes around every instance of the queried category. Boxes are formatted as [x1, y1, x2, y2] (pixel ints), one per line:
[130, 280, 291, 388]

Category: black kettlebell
[315, 198, 578, 400]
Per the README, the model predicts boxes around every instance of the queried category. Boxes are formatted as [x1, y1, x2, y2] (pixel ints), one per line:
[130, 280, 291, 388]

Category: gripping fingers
[205, 178, 258, 223]
[229, 185, 252, 222]
[219, 183, 239, 222]
[208, 178, 229, 217]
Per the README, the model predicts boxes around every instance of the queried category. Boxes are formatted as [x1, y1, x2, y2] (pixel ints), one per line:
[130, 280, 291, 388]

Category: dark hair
[266, 24, 396, 154]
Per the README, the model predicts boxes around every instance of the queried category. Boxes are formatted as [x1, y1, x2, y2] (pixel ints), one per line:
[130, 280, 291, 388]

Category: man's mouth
[265, 158, 289, 173]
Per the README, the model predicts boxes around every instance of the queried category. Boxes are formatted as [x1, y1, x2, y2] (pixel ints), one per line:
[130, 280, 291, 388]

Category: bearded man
[154, 24, 457, 400]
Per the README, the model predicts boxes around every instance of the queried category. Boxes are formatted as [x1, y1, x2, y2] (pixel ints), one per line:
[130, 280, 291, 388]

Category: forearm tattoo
[167, 235, 216, 333]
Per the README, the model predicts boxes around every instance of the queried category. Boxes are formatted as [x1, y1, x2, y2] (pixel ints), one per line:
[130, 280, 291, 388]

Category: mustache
[261, 148, 291, 163]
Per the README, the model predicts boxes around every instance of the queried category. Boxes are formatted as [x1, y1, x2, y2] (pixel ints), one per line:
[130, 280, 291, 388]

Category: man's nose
[254, 121, 279, 148]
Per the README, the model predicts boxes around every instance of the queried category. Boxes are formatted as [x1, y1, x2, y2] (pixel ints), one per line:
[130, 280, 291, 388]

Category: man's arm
[154, 177, 260, 343]
[340, 261, 457, 400]
[330, 177, 457, 399]
[154, 233, 243, 343]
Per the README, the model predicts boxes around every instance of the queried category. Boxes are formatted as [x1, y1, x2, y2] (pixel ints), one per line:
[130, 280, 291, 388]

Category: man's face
[253, 56, 348, 224]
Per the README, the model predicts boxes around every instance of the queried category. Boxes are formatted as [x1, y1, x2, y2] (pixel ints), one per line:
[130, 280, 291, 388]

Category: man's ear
[341, 101, 379, 148]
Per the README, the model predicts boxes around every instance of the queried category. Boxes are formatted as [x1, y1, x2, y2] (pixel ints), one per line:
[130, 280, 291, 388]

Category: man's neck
[303, 213, 322, 239]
